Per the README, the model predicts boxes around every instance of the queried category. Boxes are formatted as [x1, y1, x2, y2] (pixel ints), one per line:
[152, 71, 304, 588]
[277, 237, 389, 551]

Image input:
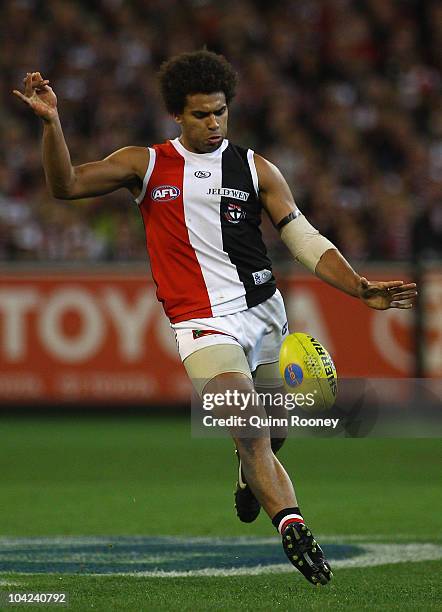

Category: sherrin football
[279, 332, 338, 412]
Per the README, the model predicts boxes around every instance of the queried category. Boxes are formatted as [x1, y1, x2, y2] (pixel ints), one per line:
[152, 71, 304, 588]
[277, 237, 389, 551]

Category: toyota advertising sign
[0, 266, 439, 404]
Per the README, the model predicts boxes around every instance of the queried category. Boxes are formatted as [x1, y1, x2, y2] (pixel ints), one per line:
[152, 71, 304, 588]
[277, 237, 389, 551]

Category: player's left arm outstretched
[255, 154, 417, 310]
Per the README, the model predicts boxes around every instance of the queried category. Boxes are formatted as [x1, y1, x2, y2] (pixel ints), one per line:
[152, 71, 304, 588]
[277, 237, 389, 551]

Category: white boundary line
[99, 544, 442, 577]
[0, 538, 440, 577]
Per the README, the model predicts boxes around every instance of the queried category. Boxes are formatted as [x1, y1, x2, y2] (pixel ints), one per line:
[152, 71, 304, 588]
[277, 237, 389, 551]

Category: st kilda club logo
[222, 202, 246, 224]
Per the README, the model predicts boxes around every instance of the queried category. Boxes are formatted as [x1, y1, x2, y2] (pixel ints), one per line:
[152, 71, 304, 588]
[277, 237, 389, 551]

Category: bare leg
[204, 372, 297, 518]
[204, 370, 332, 585]
[235, 436, 297, 517]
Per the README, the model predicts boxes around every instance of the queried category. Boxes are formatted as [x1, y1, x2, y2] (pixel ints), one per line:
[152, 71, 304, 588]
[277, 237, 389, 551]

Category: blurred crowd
[0, 0, 441, 265]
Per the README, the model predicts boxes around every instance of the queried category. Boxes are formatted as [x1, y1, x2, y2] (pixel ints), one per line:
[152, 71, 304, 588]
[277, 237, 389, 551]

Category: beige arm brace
[280, 214, 336, 273]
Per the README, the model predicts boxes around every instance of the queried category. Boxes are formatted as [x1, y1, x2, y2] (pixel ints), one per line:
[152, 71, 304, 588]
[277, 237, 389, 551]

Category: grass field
[0, 416, 441, 610]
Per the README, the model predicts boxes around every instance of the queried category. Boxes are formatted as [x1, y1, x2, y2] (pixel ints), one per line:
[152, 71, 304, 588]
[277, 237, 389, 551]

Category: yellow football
[279, 332, 338, 412]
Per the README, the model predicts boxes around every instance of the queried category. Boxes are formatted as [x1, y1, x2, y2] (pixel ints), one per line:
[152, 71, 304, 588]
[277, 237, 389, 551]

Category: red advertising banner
[0, 266, 440, 404]
[0, 268, 189, 403]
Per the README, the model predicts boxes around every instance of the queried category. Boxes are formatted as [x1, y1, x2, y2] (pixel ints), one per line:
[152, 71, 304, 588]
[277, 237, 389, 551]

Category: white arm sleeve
[280, 214, 336, 273]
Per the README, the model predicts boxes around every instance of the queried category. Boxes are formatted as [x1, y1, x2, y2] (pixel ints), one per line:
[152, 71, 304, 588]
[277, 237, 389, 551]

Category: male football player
[14, 51, 416, 586]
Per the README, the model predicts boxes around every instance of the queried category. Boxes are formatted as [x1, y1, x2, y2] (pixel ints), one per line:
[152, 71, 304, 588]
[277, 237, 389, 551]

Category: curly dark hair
[158, 50, 237, 115]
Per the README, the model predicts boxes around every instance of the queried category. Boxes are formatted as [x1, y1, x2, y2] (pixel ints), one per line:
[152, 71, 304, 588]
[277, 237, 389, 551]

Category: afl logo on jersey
[194, 171, 211, 178]
[151, 185, 181, 202]
[223, 202, 246, 224]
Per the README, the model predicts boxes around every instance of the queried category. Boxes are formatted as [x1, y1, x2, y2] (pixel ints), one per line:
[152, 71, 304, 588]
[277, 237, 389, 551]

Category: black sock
[272, 507, 304, 534]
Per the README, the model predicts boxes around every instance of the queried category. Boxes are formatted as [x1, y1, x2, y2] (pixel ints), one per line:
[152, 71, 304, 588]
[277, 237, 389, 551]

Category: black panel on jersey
[220, 144, 276, 308]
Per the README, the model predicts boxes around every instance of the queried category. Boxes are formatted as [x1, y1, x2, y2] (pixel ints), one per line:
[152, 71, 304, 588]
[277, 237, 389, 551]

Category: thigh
[254, 361, 281, 390]
[183, 343, 252, 397]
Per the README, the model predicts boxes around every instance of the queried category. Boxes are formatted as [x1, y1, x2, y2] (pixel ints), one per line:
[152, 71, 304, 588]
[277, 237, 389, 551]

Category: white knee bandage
[280, 215, 336, 273]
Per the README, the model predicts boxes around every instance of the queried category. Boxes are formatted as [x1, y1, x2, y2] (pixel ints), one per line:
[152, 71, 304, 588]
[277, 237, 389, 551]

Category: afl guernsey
[135, 138, 276, 323]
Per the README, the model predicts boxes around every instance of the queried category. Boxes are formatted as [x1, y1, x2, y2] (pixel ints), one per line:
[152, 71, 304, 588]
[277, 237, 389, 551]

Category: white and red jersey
[135, 138, 276, 323]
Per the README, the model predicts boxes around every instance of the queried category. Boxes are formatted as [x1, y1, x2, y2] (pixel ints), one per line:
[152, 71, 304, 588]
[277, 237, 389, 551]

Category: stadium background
[0, 1, 441, 610]
[1, 0, 441, 401]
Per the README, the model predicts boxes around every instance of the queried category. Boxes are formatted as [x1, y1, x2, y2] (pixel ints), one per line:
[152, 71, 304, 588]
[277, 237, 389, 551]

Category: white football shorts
[172, 289, 289, 393]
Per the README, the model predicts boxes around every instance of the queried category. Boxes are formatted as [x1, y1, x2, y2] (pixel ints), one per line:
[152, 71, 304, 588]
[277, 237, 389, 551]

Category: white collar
[170, 137, 229, 158]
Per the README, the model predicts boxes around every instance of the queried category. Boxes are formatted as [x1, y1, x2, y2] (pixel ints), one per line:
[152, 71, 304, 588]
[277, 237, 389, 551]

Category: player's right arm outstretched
[13, 72, 148, 200]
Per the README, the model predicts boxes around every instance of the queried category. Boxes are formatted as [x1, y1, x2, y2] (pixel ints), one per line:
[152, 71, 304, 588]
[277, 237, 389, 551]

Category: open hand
[13, 72, 58, 121]
[358, 277, 417, 310]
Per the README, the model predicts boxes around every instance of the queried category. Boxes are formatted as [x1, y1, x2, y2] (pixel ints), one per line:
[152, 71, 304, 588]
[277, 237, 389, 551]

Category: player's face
[175, 92, 228, 154]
